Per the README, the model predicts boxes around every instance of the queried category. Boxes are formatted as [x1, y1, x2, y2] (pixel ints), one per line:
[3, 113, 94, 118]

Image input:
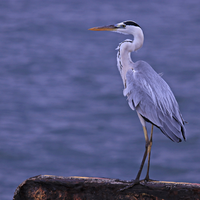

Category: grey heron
[89, 20, 186, 187]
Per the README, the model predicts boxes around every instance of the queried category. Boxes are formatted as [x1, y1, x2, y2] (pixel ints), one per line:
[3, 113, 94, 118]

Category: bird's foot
[144, 175, 156, 183]
[119, 179, 141, 192]
[119, 178, 155, 192]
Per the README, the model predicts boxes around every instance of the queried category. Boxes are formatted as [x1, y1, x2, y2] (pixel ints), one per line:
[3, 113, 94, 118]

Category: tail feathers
[181, 123, 187, 141]
[159, 118, 186, 143]
[160, 124, 182, 143]
[173, 116, 187, 141]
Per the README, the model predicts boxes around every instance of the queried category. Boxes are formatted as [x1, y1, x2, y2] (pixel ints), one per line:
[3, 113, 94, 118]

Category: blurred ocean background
[0, 0, 200, 199]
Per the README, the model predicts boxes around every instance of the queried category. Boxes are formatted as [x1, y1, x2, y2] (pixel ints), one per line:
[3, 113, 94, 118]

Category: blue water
[0, 1, 200, 199]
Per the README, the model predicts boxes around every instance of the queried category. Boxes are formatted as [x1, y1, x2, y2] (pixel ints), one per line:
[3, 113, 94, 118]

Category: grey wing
[123, 68, 186, 143]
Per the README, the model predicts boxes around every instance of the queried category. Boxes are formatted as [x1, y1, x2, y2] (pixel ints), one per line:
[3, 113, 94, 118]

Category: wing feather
[124, 61, 186, 142]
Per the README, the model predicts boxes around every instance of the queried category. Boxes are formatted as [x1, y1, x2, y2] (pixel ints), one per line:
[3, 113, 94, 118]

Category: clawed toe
[119, 178, 155, 192]
[144, 177, 156, 183]
[119, 179, 141, 192]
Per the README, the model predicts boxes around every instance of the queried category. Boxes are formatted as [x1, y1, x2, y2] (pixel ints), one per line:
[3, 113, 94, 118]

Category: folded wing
[123, 61, 186, 143]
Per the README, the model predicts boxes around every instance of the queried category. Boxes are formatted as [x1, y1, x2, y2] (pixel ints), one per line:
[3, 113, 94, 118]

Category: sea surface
[0, 0, 200, 199]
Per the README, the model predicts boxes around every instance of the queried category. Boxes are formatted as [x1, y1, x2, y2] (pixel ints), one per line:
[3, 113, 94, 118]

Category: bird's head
[89, 20, 142, 35]
[89, 20, 144, 51]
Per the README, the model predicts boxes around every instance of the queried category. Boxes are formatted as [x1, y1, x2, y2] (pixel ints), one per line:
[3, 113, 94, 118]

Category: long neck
[120, 28, 144, 57]
[117, 28, 144, 87]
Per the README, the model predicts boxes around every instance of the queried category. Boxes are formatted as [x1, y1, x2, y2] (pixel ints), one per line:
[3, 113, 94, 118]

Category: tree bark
[13, 175, 200, 200]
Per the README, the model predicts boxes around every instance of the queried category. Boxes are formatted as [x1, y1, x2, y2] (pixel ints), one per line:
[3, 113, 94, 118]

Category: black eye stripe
[124, 21, 140, 27]
[120, 24, 126, 28]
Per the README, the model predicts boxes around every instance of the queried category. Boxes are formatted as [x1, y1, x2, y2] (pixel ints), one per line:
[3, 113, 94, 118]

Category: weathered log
[13, 175, 200, 200]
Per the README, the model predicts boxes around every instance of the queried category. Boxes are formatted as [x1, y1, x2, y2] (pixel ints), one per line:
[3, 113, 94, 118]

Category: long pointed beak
[89, 25, 117, 31]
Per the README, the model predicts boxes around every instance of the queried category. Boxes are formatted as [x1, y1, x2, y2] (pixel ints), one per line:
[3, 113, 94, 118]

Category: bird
[89, 20, 186, 187]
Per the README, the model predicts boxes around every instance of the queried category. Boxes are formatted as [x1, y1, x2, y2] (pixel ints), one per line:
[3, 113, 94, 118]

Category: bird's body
[115, 24, 186, 143]
[89, 20, 186, 186]
[118, 57, 186, 142]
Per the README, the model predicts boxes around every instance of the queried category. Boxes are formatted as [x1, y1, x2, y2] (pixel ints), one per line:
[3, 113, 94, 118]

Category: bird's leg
[119, 126, 149, 191]
[144, 124, 153, 181]
[135, 126, 149, 182]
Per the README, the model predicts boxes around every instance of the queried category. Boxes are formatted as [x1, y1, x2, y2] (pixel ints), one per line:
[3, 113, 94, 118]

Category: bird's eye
[120, 24, 126, 28]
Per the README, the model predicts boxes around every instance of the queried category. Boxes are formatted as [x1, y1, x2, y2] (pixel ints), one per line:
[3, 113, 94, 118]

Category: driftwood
[13, 175, 200, 200]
